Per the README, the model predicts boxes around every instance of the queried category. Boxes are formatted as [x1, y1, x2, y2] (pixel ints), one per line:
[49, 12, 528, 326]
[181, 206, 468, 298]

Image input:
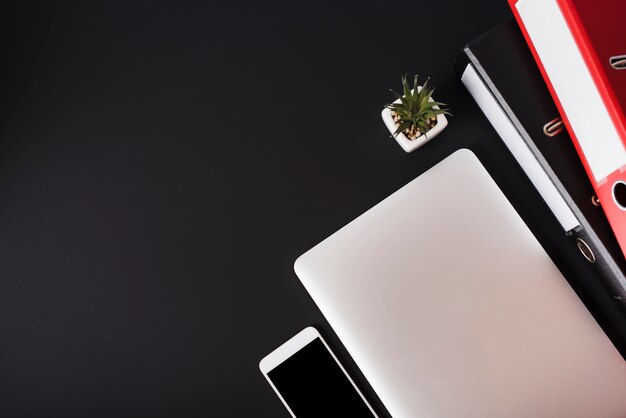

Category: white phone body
[259, 326, 378, 417]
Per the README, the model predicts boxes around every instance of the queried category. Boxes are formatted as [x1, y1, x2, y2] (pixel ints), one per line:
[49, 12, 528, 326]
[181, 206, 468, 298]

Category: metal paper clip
[543, 117, 564, 137]
[610, 55, 626, 70]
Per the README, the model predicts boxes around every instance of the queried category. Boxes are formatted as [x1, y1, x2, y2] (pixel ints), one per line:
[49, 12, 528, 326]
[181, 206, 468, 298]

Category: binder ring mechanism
[610, 55, 626, 70]
[576, 238, 596, 263]
[543, 117, 564, 137]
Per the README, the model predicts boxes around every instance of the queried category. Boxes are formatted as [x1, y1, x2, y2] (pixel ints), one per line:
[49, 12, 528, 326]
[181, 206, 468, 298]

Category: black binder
[455, 20, 626, 304]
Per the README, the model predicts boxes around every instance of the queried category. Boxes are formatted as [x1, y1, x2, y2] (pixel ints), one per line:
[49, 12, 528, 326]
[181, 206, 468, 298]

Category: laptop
[295, 149, 626, 418]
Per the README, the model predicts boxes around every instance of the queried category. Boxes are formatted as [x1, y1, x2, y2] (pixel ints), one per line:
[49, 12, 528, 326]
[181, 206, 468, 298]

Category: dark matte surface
[1, 1, 624, 417]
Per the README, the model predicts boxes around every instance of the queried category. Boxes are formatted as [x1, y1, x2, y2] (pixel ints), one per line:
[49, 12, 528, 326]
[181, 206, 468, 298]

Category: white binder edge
[461, 63, 580, 233]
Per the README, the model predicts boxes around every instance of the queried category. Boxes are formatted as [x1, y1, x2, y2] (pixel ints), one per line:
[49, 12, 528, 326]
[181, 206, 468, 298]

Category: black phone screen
[267, 337, 376, 417]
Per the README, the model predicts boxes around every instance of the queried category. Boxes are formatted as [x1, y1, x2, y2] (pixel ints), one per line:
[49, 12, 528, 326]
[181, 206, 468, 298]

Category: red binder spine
[508, 0, 596, 203]
[557, 0, 626, 147]
[508, 0, 626, 259]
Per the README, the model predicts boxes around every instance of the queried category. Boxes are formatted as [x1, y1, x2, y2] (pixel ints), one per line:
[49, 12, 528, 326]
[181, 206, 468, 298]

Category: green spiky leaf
[385, 74, 451, 140]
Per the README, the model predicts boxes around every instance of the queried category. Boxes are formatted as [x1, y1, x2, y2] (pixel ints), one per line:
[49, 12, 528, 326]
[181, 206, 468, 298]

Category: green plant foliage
[386, 74, 450, 139]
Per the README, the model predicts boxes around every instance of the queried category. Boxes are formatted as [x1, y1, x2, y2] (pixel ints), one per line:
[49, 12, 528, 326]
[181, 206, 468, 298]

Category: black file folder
[455, 20, 626, 304]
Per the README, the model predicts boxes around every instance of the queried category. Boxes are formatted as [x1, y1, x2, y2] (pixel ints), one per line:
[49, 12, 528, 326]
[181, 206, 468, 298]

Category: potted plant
[381, 74, 450, 153]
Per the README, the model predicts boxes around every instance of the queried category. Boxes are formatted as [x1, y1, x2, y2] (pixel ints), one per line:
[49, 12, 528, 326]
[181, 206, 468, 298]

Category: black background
[1, 1, 624, 417]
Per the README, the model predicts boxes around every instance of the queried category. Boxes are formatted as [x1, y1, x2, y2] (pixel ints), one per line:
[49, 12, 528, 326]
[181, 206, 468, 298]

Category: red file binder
[556, 0, 626, 141]
[509, 0, 626, 259]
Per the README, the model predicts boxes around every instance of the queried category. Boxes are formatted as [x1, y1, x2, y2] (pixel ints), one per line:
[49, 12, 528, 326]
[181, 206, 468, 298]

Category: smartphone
[259, 326, 378, 417]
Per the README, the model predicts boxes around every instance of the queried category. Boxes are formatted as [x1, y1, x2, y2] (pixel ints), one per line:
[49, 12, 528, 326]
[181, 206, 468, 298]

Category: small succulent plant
[386, 74, 450, 140]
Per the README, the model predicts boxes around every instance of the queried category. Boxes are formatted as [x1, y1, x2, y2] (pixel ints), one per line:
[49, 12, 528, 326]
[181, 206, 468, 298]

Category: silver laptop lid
[295, 149, 626, 418]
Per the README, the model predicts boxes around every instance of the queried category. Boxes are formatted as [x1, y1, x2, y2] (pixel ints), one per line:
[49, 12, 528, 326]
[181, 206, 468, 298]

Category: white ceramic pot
[381, 87, 448, 153]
